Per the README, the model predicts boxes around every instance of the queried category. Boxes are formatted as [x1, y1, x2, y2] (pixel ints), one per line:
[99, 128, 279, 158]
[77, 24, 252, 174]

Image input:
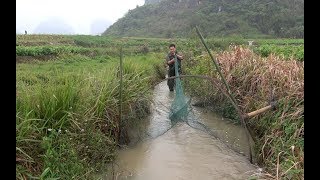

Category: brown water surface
[105, 81, 260, 180]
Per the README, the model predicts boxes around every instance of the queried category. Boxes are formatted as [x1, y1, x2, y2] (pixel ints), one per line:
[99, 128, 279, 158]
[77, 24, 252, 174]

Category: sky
[16, 0, 145, 35]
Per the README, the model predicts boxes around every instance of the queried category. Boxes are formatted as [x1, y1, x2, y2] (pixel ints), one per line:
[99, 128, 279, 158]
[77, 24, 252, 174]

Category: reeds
[16, 53, 163, 179]
[189, 45, 304, 178]
[152, 39, 304, 179]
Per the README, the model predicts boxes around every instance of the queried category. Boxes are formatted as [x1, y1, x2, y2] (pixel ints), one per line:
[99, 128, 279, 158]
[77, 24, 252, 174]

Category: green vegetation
[16, 34, 75, 46]
[253, 38, 304, 45]
[16, 34, 303, 179]
[16, 35, 166, 179]
[253, 44, 304, 61]
[16, 45, 91, 56]
[184, 45, 303, 179]
[104, 0, 303, 38]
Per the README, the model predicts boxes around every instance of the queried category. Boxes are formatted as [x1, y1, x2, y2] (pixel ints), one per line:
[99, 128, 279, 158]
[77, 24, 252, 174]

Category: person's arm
[167, 55, 175, 65]
[164, 57, 169, 67]
[176, 53, 183, 60]
[168, 59, 175, 64]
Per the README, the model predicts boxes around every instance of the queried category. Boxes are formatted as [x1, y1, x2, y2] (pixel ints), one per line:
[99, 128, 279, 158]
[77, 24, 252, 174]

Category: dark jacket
[166, 52, 183, 72]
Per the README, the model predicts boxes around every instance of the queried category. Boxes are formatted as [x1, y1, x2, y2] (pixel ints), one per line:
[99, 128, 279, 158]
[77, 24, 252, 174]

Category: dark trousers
[167, 67, 181, 90]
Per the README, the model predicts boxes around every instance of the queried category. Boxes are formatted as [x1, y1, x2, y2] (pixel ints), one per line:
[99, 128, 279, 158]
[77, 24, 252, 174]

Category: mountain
[103, 0, 304, 38]
[145, 0, 162, 4]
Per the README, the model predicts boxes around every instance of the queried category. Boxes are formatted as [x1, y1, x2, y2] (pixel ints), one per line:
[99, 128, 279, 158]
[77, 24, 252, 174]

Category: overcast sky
[16, 0, 145, 35]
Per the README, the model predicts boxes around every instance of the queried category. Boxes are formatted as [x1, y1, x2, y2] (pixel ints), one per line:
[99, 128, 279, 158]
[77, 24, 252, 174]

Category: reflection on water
[191, 107, 252, 157]
[104, 81, 259, 180]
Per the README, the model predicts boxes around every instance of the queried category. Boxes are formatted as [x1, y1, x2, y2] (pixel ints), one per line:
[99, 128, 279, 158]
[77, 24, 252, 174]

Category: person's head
[169, 44, 176, 55]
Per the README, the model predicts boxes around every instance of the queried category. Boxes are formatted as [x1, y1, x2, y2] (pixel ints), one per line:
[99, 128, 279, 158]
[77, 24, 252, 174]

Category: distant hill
[33, 17, 75, 34]
[145, 0, 162, 4]
[103, 0, 304, 38]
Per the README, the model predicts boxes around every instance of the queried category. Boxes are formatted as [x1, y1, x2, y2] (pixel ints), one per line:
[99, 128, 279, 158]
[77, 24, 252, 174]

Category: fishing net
[163, 55, 252, 158]
[126, 55, 253, 160]
[166, 56, 224, 142]
[169, 55, 190, 122]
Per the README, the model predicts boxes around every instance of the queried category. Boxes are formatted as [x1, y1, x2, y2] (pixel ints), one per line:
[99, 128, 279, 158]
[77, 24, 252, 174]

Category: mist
[16, 0, 145, 35]
[33, 17, 75, 34]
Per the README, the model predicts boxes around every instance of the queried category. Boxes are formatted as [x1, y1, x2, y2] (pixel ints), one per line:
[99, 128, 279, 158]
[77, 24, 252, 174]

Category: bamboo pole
[118, 46, 123, 142]
[195, 26, 253, 163]
[243, 102, 277, 119]
[195, 26, 238, 107]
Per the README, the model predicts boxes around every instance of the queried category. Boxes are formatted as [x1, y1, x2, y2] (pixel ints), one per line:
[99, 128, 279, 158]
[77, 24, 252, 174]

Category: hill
[103, 0, 304, 38]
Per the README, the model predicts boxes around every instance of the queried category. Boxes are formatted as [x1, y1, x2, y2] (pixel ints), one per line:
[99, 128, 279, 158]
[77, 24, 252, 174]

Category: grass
[183, 45, 303, 179]
[253, 44, 304, 61]
[16, 34, 303, 179]
[16, 49, 165, 179]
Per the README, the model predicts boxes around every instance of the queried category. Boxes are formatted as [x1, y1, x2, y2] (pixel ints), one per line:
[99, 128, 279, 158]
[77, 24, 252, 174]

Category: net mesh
[127, 55, 252, 159]
[169, 55, 190, 122]
[168, 56, 220, 137]
[164, 55, 250, 157]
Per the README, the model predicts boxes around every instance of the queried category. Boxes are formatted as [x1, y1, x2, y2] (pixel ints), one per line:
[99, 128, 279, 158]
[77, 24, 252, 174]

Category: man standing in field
[165, 43, 183, 91]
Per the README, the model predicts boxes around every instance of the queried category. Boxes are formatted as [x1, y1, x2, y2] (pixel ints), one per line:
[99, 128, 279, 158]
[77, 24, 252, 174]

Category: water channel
[104, 81, 260, 180]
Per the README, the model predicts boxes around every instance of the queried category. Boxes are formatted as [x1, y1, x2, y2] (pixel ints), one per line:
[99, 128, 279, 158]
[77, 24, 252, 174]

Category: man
[165, 43, 183, 91]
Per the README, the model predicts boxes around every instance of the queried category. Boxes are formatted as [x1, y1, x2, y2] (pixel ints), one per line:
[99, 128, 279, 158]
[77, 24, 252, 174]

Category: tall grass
[17, 34, 304, 179]
[184, 45, 304, 179]
[16, 53, 165, 179]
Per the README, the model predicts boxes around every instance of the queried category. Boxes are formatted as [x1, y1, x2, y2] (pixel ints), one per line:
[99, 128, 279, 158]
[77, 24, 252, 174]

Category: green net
[167, 57, 207, 129]
[144, 54, 252, 160]
[164, 57, 251, 157]
[168, 57, 216, 131]
[169, 55, 190, 122]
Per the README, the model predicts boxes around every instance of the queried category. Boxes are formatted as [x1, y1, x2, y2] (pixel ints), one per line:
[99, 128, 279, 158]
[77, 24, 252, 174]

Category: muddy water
[107, 81, 259, 180]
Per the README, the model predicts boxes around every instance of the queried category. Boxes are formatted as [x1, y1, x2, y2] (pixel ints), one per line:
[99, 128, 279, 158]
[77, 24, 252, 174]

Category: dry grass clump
[214, 45, 304, 179]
